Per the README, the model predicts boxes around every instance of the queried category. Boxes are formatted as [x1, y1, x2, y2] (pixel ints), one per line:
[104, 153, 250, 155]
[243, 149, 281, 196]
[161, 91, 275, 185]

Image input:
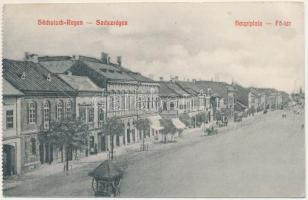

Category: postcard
[1, 2, 305, 198]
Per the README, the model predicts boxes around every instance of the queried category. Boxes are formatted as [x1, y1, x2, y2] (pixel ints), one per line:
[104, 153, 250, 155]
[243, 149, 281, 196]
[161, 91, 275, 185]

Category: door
[3, 145, 16, 177]
[127, 129, 131, 144]
[101, 135, 107, 152]
[39, 144, 45, 164]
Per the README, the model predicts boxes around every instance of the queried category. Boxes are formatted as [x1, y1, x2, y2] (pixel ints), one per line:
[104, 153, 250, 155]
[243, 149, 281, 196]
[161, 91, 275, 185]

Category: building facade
[3, 80, 24, 177]
[3, 59, 76, 172]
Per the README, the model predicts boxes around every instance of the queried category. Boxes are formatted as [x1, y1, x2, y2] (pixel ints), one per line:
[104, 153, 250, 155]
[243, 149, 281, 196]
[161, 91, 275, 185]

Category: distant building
[195, 80, 235, 121]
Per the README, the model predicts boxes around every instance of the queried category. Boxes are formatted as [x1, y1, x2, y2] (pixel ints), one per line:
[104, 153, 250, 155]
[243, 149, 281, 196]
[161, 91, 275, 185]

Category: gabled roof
[58, 74, 104, 93]
[77, 56, 137, 82]
[159, 81, 190, 98]
[3, 59, 75, 95]
[175, 81, 201, 96]
[195, 81, 233, 100]
[39, 58, 75, 74]
[3, 79, 24, 96]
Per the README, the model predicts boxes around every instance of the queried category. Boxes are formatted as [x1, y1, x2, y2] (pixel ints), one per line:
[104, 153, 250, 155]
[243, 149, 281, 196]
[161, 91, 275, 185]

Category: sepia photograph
[1, 2, 305, 198]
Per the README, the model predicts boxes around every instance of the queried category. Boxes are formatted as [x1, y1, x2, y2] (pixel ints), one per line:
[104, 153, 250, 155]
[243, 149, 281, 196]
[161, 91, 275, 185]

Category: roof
[195, 81, 233, 100]
[78, 56, 136, 81]
[58, 74, 104, 93]
[232, 83, 249, 106]
[88, 160, 123, 180]
[39, 59, 75, 74]
[175, 81, 201, 96]
[159, 82, 179, 97]
[3, 79, 24, 96]
[159, 81, 190, 98]
[3, 59, 75, 95]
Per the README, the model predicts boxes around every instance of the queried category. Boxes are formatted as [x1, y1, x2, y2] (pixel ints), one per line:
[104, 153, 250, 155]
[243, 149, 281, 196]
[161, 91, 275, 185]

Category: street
[4, 110, 305, 197]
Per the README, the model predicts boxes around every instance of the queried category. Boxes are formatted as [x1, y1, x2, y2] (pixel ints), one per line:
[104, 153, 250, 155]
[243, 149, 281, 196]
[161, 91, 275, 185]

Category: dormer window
[108, 70, 115, 73]
[21, 72, 26, 79]
[100, 69, 107, 72]
[47, 73, 51, 81]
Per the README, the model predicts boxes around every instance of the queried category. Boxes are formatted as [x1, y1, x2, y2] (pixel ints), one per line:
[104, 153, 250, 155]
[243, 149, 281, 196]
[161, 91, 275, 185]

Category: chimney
[24, 52, 38, 63]
[72, 55, 79, 60]
[175, 76, 179, 81]
[192, 79, 196, 84]
[101, 52, 109, 64]
[117, 56, 122, 67]
[159, 77, 164, 81]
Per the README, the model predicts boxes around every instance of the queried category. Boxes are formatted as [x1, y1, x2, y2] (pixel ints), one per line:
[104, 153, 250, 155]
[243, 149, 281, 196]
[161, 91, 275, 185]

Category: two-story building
[3, 59, 76, 172]
[57, 74, 106, 156]
[36, 52, 160, 150]
[3, 79, 24, 177]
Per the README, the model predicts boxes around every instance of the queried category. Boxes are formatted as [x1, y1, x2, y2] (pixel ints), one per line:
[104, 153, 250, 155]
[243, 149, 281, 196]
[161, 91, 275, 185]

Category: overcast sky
[3, 2, 304, 93]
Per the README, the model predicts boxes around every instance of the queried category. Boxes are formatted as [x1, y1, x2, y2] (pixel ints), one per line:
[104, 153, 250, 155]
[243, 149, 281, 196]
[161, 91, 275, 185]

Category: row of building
[2, 52, 288, 177]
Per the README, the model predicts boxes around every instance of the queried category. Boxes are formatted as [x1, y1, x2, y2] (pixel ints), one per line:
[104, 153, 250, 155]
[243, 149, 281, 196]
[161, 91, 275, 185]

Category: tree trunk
[111, 135, 114, 160]
[61, 146, 64, 163]
[65, 146, 69, 171]
[142, 130, 145, 151]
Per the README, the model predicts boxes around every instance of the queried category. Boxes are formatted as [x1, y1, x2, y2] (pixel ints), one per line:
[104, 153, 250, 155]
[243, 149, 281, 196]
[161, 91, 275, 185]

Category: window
[31, 138, 36, 155]
[6, 110, 13, 129]
[138, 97, 142, 110]
[98, 107, 104, 121]
[127, 95, 131, 110]
[110, 96, 114, 111]
[151, 97, 154, 109]
[121, 95, 125, 110]
[56, 100, 63, 121]
[66, 100, 72, 119]
[170, 102, 175, 111]
[28, 102, 36, 124]
[79, 106, 87, 122]
[147, 97, 150, 109]
[43, 101, 50, 126]
[116, 95, 120, 111]
[88, 107, 94, 123]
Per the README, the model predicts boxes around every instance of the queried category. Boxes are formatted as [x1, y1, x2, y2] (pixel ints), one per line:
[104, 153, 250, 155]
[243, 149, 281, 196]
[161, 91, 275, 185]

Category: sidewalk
[3, 142, 142, 191]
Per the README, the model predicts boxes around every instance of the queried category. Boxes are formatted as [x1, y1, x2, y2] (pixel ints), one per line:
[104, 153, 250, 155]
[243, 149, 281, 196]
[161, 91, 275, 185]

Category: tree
[159, 118, 178, 143]
[102, 117, 125, 160]
[135, 118, 151, 151]
[39, 118, 89, 172]
[179, 113, 191, 127]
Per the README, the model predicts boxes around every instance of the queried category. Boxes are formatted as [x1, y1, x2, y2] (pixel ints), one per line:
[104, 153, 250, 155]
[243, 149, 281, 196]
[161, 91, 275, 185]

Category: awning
[147, 115, 164, 131]
[171, 118, 186, 129]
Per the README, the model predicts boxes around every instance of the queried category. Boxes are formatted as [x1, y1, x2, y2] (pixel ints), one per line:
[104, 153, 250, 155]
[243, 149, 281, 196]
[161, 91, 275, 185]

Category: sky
[3, 2, 305, 93]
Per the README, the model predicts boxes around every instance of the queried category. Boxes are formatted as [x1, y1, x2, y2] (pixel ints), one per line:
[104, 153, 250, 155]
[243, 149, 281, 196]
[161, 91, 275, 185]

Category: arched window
[28, 102, 37, 124]
[43, 101, 50, 123]
[56, 100, 63, 121]
[66, 100, 72, 119]
[98, 107, 104, 121]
